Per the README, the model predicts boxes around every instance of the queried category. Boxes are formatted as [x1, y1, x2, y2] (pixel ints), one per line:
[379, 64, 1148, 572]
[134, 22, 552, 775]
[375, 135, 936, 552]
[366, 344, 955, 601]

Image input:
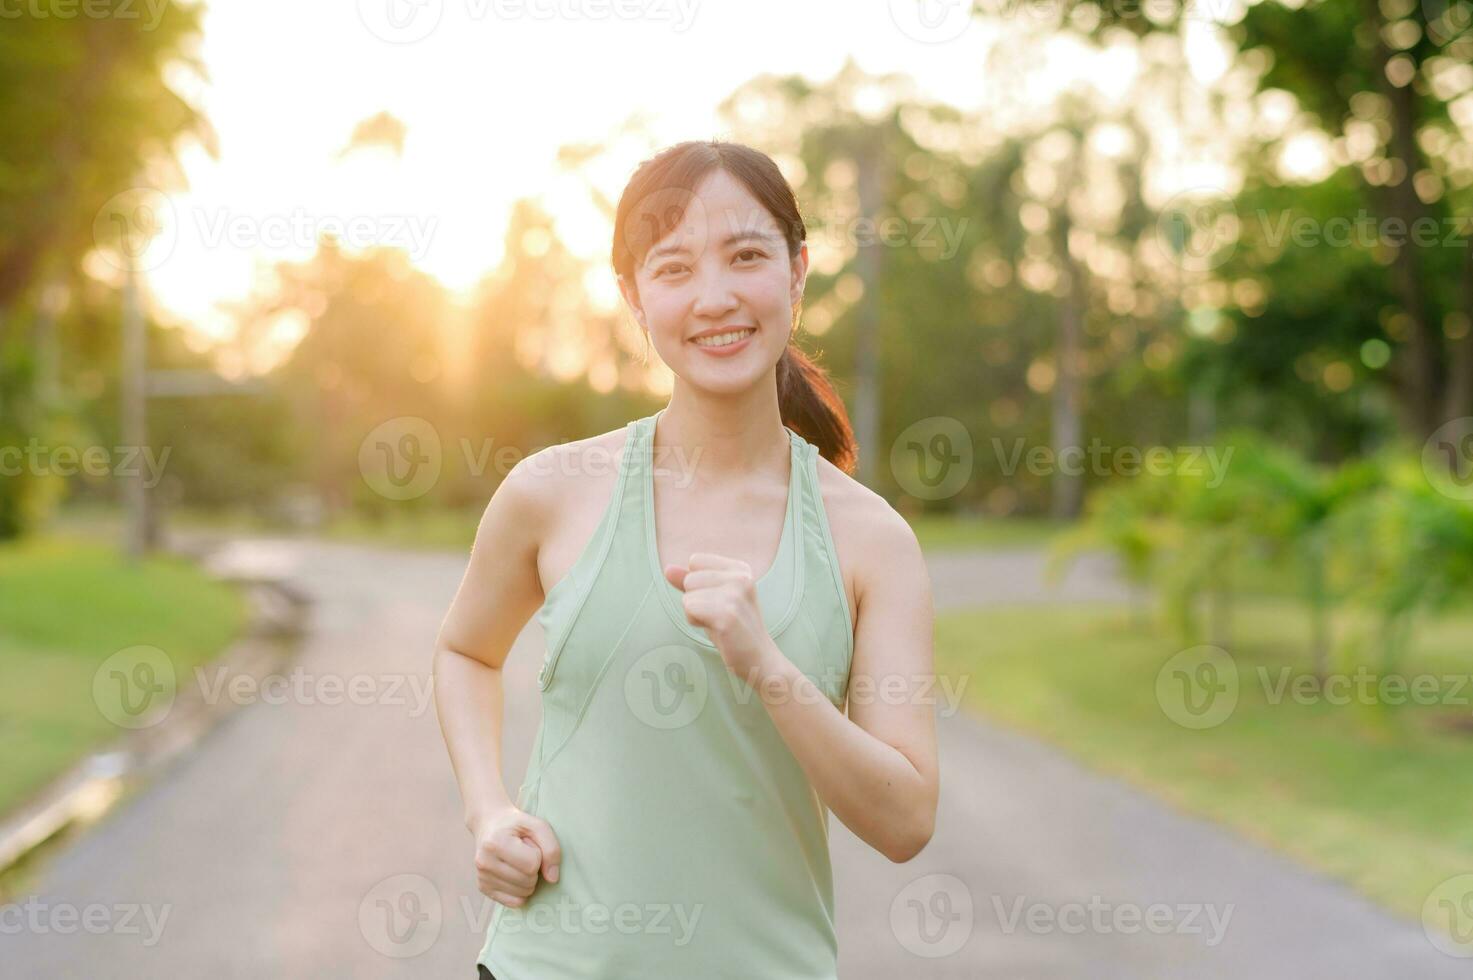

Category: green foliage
[0, 2, 212, 312]
[1331, 456, 1473, 673]
[1067, 433, 1473, 709]
[0, 3, 209, 538]
[0, 341, 65, 539]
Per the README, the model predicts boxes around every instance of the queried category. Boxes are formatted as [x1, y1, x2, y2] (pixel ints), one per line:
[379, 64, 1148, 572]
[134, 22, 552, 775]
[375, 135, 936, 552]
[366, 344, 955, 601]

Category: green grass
[908, 514, 1066, 551]
[0, 535, 245, 816]
[934, 599, 1473, 921]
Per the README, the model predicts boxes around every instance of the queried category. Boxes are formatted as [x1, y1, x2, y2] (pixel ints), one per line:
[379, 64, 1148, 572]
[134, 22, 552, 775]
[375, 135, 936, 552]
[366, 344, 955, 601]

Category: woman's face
[620, 168, 807, 394]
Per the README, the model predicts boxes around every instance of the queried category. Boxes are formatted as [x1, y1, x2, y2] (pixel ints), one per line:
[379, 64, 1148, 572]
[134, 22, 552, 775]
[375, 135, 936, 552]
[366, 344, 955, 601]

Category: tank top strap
[793, 433, 856, 674]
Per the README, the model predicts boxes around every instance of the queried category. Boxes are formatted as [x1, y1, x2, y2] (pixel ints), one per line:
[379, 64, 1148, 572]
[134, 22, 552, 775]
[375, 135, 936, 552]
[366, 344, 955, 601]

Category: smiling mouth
[690, 328, 756, 348]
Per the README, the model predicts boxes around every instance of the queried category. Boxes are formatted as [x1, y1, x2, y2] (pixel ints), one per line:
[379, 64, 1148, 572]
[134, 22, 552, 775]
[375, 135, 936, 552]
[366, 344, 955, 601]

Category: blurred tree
[0, 2, 213, 314]
[1054, 0, 1473, 438]
[0, 2, 213, 539]
[243, 241, 451, 517]
[463, 198, 655, 487]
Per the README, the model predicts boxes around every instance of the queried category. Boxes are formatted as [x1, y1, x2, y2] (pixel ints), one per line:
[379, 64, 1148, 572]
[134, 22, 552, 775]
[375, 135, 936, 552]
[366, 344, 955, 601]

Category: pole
[121, 263, 149, 560]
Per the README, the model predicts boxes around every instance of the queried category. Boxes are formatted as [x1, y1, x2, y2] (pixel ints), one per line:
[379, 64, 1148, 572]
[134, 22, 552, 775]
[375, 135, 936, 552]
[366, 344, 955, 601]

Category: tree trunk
[1051, 173, 1086, 520]
[852, 131, 892, 489]
[1444, 243, 1473, 423]
[1364, 0, 1443, 437]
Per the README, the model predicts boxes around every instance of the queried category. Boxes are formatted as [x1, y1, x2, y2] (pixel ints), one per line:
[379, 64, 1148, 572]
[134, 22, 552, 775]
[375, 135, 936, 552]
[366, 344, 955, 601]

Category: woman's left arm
[753, 506, 939, 863]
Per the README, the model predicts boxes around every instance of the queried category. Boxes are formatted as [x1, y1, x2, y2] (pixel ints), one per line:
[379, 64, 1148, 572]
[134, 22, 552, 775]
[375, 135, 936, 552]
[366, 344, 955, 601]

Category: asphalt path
[0, 538, 1462, 978]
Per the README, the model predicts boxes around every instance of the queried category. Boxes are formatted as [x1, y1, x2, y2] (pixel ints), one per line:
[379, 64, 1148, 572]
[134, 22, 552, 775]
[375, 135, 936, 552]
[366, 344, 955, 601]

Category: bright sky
[137, 0, 1249, 358]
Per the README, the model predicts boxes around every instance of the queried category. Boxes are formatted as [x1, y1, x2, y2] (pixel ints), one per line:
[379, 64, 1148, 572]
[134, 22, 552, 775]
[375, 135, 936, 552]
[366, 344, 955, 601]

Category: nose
[689, 264, 738, 320]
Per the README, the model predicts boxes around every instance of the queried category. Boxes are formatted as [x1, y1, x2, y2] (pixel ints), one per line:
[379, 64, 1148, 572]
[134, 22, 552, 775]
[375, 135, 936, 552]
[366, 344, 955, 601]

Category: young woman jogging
[434, 139, 939, 979]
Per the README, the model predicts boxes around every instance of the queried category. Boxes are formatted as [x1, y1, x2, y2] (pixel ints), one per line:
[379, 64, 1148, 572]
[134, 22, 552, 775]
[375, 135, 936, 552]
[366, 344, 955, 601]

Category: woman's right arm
[433, 453, 562, 903]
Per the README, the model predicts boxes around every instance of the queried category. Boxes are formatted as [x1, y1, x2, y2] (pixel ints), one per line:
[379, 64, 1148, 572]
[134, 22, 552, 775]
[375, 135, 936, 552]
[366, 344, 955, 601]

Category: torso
[533, 425, 864, 629]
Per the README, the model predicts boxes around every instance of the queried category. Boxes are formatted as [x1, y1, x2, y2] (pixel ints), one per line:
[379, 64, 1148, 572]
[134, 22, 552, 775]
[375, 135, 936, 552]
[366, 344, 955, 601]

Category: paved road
[1, 538, 1462, 978]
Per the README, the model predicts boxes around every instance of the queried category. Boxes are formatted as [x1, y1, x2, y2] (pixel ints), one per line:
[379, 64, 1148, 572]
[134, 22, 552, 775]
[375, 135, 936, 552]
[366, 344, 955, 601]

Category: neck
[653, 389, 789, 484]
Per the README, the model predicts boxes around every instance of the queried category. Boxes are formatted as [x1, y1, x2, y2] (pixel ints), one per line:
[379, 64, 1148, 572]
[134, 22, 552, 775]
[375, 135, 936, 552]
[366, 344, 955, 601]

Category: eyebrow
[646, 230, 783, 263]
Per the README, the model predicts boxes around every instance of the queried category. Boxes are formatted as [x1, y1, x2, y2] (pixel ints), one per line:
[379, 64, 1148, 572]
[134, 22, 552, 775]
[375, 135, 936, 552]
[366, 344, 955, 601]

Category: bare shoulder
[811, 453, 930, 612]
[491, 423, 633, 598]
[499, 423, 631, 523]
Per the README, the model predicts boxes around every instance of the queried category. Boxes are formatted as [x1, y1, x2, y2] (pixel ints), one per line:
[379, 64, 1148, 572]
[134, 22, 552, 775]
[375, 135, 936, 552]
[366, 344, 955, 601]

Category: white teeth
[692, 328, 755, 348]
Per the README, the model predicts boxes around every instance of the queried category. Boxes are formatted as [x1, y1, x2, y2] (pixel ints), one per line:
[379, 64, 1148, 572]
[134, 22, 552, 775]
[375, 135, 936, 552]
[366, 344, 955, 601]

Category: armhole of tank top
[807, 443, 855, 666]
[537, 419, 637, 691]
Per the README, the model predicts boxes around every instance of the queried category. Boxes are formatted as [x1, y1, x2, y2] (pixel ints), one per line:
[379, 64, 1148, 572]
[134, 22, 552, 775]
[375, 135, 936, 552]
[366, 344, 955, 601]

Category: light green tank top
[479, 407, 855, 979]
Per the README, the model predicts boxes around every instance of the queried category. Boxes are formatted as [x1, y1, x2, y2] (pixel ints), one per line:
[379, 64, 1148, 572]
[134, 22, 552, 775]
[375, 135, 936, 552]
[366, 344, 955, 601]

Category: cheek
[640, 288, 685, 329]
[748, 268, 797, 315]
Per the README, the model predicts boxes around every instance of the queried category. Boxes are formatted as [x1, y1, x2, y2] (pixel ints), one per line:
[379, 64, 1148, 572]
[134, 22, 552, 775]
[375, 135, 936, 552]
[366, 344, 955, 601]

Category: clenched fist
[663, 551, 787, 683]
[472, 805, 561, 908]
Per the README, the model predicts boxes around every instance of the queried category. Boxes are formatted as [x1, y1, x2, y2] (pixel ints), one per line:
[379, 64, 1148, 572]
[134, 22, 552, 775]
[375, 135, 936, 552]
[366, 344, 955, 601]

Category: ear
[617, 273, 647, 330]
[789, 242, 809, 309]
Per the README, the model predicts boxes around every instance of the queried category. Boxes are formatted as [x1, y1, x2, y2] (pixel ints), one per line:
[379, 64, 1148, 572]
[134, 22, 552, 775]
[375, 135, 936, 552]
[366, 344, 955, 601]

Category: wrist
[465, 798, 515, 836]
[756, 638, 798, 690]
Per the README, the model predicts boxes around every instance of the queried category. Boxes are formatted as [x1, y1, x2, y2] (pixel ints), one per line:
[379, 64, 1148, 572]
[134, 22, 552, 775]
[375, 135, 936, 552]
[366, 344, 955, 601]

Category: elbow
[881, 811, 935, 864]
[432, 641, 472, 680]
[431, 641, 454, 675]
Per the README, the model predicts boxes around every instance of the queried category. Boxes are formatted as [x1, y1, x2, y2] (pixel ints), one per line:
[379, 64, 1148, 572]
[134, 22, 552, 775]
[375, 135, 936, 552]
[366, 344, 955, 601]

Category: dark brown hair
[611, 140, 857, 474]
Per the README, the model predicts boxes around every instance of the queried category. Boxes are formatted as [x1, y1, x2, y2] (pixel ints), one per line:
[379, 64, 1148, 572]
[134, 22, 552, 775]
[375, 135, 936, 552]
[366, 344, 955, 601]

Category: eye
[652, 262, 688, 279]
[734, 248, 765, 263]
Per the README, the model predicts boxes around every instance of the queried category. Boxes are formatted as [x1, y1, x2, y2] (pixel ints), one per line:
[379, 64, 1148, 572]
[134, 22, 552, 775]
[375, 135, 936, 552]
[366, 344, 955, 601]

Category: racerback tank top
[478, 407, 855, 979]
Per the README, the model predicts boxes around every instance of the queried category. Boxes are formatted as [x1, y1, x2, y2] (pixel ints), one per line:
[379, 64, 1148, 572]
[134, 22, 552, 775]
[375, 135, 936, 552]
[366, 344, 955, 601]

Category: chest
[648, 477, 791, 580]
[536, 471, 860, 630]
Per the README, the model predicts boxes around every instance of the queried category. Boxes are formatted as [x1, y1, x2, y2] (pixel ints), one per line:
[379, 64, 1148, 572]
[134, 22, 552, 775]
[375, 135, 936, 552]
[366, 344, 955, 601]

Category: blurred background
[2, 0, 1473, 976]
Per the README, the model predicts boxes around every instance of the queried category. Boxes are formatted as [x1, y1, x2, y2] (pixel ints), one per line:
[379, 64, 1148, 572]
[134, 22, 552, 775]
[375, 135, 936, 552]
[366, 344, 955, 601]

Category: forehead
[687, 169, 776, 229]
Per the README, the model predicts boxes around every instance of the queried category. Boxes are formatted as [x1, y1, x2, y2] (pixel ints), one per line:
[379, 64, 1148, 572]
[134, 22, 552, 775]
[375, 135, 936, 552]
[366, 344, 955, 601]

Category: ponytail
[778, 341, 856, 474]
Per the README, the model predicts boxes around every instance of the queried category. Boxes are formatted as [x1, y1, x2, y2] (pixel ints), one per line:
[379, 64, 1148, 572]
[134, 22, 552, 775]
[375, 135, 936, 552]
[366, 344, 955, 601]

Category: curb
[0, 535, 309, 883]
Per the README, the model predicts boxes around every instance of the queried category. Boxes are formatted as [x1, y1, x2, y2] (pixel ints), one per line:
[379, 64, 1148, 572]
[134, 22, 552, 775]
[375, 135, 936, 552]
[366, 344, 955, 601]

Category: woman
[434, 140, 939, 979]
